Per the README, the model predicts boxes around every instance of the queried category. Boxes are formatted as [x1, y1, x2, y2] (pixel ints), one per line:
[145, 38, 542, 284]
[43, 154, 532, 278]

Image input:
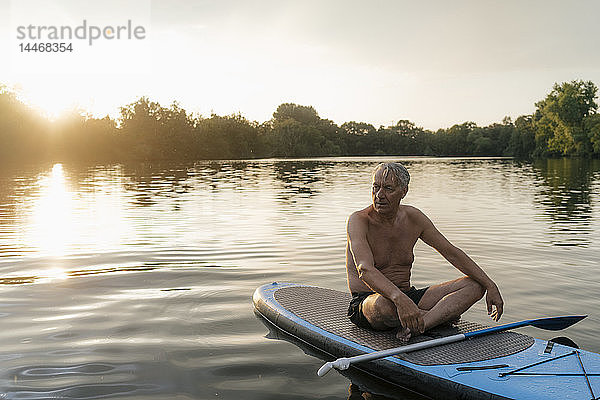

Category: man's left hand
[486, 285, 504, 322]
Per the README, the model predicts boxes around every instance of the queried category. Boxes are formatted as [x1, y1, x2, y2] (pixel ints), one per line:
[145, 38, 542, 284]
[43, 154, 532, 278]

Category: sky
[1, 0, 599, 130]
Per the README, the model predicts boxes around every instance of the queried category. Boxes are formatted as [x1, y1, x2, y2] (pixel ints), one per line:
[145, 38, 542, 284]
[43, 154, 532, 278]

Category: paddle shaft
[463, 319, 537, 338]
[345, 333, 464, 363]
[317, 334, 465, 376]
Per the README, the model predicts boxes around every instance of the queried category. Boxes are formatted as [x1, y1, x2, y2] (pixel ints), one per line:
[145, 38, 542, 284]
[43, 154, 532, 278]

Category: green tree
[119, 97, 164, 160]
[273, 103, 320, 125]
[0, 85, 48, 161]
[443, 122, 476, 156]
[472, 120, 514, 156]
[584, 114, 600, 155]
[507, 115, 535, 158]
[533, 80, 598, 156]
[383, 120, 430, 155]
[82, 116, 119, 159]
[316, 118, 344, 156]
[51, 114, 120, 161]
[469, 131, 495, 155]
[119, 97, 196, 160]
[340, 121, 376, 136]
[340, 121, 377, 155]
[270, 103, 337, 157]
[271, 118, 310, 156]
[195, 114, 259, 159]
[155, 102, 196, 159]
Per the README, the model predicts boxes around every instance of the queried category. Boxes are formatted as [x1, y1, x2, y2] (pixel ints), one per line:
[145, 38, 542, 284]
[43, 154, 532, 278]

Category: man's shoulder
[349, 205, 372, 218]
[400, 204, 429, 223]
[347, 206, 372, 227]
[400, 204, 423, 216]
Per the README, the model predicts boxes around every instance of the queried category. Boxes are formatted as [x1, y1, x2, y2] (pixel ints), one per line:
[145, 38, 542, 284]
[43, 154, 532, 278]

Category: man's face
[371, 169, 406, 214]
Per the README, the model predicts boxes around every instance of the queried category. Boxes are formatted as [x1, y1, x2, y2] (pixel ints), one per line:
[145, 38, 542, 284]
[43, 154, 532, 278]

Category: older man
[346, 162, 504, 340]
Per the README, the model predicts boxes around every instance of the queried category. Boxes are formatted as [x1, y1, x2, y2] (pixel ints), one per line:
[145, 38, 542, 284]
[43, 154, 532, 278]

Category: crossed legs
[361, 277, 485, 339]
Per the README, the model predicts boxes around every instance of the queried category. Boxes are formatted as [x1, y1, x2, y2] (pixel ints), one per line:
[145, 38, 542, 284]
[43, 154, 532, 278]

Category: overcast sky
[1, 0, 599, 129]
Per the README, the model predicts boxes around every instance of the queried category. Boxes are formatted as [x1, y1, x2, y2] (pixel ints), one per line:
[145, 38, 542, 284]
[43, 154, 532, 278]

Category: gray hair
[373, 162, 410, 189]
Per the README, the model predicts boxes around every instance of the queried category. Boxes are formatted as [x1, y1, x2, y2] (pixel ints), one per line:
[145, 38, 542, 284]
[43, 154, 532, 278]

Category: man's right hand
[394, 298, 425, 335]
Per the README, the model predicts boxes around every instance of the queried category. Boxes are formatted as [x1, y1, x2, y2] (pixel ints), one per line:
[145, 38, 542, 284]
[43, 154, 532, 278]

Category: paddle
[317, 315, 587, 376]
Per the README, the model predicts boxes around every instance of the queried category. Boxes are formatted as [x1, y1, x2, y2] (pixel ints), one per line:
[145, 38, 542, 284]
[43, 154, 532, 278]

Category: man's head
[371, 162, 410, 214]
[373, 162, 410, 189]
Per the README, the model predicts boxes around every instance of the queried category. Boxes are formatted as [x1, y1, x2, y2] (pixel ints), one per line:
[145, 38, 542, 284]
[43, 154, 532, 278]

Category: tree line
[1, 80, 599, 163]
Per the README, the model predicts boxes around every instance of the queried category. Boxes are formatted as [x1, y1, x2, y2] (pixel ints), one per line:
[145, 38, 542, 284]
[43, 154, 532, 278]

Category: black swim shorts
[347, 286, 430, 329]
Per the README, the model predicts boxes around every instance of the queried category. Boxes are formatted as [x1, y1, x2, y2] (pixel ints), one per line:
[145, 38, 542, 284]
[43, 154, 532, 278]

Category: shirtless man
[346, 162, 504, 341]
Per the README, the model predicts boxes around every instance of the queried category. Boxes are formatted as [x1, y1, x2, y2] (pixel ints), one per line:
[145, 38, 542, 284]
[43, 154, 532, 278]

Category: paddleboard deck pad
[253, 282, 600, 400]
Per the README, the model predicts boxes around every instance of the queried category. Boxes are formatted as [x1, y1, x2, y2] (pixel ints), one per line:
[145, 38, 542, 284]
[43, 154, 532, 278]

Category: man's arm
[346, 212, 425, 333]
[416, 209, 504, 321]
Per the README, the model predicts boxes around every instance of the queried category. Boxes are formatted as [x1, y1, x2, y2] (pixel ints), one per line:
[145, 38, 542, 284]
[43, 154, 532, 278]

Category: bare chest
[366, 222, 419, 268]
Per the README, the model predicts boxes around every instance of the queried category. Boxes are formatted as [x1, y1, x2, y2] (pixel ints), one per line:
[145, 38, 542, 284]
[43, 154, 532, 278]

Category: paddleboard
[253, 282, 600, 400]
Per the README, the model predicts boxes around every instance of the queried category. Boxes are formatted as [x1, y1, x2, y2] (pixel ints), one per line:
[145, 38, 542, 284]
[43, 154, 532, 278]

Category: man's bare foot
[395, 326, 411, 343]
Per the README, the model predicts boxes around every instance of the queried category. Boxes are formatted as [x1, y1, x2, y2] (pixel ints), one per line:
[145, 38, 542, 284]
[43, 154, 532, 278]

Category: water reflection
[272, 160, 333, 202]
[196, 161, 263, 193]
[532, 158, 600, 247]
[21, 163, 134, 256]
[0, 265, 158, 286]
[120, 162, 197, 206]
[118, 161, 274, 207]
[347, 384, 398, 400]
[27, 164, 77, 257]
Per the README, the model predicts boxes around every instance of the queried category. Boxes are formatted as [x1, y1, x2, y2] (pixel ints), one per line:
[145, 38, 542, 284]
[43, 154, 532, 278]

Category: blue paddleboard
[253, 282, 600, 400]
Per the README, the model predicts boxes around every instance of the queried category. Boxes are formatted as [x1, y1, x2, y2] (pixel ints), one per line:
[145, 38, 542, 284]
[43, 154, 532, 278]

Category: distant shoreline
[1, 80, 599, 162]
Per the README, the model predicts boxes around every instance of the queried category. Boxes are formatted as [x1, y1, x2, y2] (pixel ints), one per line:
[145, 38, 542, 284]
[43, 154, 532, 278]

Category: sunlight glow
[23, 164, 135, 260]
[40, 267, 70, 283]
[28, 163, 77, 257]
[17, 80, 85, 120]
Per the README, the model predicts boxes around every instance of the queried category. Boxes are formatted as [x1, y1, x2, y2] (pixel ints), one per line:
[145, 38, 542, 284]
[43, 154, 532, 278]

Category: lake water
[0, 157, 599, 399]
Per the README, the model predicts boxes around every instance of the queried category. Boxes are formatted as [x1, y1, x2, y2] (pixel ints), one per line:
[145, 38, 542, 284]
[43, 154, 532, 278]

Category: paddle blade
[530, 315, 587, 331]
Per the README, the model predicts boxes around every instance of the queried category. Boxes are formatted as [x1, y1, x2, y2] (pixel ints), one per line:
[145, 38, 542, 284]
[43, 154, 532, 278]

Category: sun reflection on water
[28, 163, 77, 257]
[22, 163, 134, 263]
[39, 267, 70, 283]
